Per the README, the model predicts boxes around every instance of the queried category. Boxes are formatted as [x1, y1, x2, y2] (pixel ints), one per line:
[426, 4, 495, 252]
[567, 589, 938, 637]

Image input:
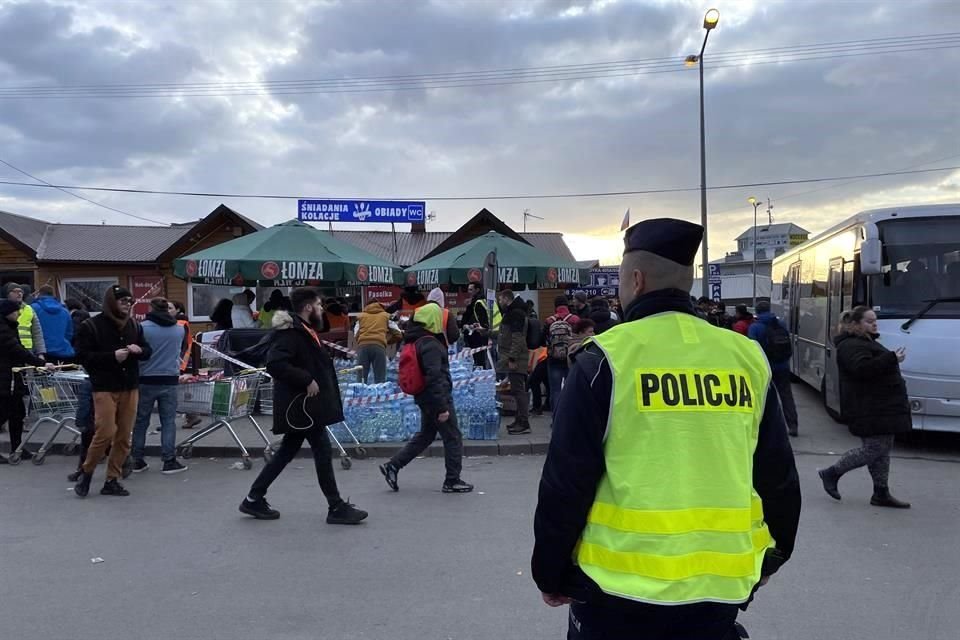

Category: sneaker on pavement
[161, 459, 188, 475]
[508, 423, 531, 435]
[100, 479, 130, 497]
[239, 497, 280, 520]
[379, 463, 399, 492]
[132, 459, 149, 473]
[74, 471, 93, 498]
[442, 479, 474, 494]
[327, 500, 368, 525]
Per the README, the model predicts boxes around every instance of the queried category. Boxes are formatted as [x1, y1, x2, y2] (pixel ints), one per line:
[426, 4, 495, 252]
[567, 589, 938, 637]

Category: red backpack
[398, 337, 433, 395]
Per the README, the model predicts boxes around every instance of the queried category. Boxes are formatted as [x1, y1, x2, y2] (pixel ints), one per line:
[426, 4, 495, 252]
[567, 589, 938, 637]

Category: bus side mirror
[860, 223, 882, 275]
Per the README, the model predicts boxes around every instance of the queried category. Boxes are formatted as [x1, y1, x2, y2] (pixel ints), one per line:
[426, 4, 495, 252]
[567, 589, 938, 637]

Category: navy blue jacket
[532, 289, 801, 603]
[748, 312, 791, 372]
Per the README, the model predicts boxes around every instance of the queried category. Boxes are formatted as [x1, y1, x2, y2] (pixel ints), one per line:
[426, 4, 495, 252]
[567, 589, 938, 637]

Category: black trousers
[0, 395, 27, 452]
[249, 427, 342, 506]
[772, 370, 799, 433]
[390, 406, 463, 482]
[568, 601, 741, 640]
[529, 360, 550, 411]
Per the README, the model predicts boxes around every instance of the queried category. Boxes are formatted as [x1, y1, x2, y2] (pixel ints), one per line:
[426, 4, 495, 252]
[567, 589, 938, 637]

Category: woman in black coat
[818, 306, 912, 508]
[0, 300, 49, 463]
[239, 288, 367, 525]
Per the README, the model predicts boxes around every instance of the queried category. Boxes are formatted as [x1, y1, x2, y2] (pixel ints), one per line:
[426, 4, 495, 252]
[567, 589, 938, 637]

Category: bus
[771, 204, 960, 433]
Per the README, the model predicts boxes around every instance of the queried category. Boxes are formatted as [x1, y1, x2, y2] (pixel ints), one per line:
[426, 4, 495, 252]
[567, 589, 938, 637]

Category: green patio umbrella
[173, 220, 402, 286]
[403, 231, 588, 288]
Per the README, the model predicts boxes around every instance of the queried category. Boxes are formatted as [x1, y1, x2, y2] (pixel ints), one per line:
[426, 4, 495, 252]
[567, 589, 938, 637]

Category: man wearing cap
[532, 218, 801, 639]
[4, 283, 45, 356]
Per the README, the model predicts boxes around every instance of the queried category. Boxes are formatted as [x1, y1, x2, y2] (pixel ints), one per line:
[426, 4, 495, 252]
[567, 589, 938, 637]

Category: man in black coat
[379, 304, 473, 494]
[0, 300, 51, 463]
[461, 282, 490, 369]
[239, 288, 367, 525]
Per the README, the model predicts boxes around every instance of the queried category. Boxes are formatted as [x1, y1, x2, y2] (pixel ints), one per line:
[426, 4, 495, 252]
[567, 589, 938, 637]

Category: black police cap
[623, 218, 704, 266]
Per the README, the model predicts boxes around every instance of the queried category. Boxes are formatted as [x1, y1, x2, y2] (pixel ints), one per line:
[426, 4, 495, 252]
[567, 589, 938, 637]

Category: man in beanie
[0, 299, 52, 463]
[4, 283, 45, 356]
[73, 285, 152, 497]
[130, 298, 188, 475]
[532, 219, 800, 639]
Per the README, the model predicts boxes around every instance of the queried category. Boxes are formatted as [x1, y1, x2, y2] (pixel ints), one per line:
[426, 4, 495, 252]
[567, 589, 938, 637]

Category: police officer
[532, 218, 801, 639]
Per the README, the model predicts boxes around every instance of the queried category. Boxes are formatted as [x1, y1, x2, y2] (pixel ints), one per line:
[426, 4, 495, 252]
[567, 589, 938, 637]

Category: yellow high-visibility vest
[476, 299, 501, 332]
[576, 311, 774, 605]
[18, 303, 34, 349]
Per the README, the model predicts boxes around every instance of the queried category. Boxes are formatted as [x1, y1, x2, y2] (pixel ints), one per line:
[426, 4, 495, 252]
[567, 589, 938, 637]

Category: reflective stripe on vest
[575, 311, 773, 605]
[18, 304, 34, 349]
[476, 299, 501, 331]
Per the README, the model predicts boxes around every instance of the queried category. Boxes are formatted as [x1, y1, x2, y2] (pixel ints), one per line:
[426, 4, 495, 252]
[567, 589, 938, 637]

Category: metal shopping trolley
[255, 367, 367, 470]
[9, 367, 84, 465]
[175, 371, 269, 469]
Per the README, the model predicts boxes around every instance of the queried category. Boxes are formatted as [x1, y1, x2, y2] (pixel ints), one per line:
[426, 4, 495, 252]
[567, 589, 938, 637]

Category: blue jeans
[132, 384, 178, 462]
[75, 380, 94, 431]
[548, 361, 569, 414]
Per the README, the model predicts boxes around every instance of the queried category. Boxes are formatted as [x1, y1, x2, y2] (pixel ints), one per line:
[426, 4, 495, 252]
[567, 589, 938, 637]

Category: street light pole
[688, 9, 720, 300]
[749, 196, 761, 308]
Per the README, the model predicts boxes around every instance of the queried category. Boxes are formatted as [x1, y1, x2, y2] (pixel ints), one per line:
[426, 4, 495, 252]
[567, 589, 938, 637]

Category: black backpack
[525, 317, 542, 350]
[762, 318, 792, 363]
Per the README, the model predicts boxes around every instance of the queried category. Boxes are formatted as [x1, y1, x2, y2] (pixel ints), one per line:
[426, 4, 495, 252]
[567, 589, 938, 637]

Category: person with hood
[748, 301, 799, 437]
[818, 306, 912, 508]
[426, 287, 461, 347]
[532, 219, 800, 640]
[497, 290, 532, 435]
[31, 285, 74, 363]
[587, 297, 618, 335]
[239, 288, 367, 524]
[0, 300, 52, 463]
[386, 286, 427, 316]
[732, 304, 755, 336]
[230, 292, 257, 329]
[379, 304, 473, 494]
[129, 299, 188, 475]
[4, 283, 45, 356]
[354, 300, 399, 383]
[258, 289, 291, 329]
[209, 298, 234, 331]
[65, 298, 91, 342]
[73, 285, 153, 498]
[461, 282, 492, 368]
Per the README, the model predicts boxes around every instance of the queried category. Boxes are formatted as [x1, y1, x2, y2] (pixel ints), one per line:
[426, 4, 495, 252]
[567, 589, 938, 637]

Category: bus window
[873, 218, 960, 318]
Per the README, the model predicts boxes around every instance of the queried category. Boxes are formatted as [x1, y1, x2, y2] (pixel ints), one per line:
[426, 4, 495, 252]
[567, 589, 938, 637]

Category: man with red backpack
[380, 304, 473, 494]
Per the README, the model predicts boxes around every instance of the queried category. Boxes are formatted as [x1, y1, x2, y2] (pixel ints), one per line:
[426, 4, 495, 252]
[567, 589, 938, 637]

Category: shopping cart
[175, 370, 269, 469]
[255, 366, 367, 470]
[9, 366, 84, 465]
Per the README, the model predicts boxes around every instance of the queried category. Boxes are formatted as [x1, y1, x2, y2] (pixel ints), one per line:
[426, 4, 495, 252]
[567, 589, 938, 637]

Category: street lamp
[687, 8, 720, 300]
[749, 196, 761, 308]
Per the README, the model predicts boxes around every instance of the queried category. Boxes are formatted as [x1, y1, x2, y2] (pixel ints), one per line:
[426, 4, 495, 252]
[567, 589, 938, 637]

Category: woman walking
[818, 306, 911, 508]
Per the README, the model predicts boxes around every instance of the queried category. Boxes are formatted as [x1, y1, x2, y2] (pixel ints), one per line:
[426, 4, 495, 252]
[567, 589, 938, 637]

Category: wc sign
[298, 199, 426, 224]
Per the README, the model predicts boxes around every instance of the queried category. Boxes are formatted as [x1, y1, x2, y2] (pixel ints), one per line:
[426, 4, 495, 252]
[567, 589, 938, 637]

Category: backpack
[526, 317, 542, 350]
[398, 337, 432, 395]
[762, 318, 792, 363]
[548, 318, 573, 361]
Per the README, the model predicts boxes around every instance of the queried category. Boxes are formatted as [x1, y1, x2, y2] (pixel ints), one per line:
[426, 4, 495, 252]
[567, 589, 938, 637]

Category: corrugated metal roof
[0, 209, 49, 252]
[38, 224, 193, 263]
[327, 230, 575, 267]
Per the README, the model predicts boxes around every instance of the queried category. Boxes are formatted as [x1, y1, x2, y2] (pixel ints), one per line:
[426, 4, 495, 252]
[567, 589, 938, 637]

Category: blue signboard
[298, 199, 426, 224]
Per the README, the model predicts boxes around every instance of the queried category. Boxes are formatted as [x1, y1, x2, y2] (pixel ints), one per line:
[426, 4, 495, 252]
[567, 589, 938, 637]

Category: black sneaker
[508, 423, 531, 435]
[327, 500, 368, 525]
[379, 463, 399, 492]
[442, 479, 474, 493]
[161, 459, 188, 475]
[74, 471, 93, 498]
[239, 497, 280, 520]
[100, 479, 130, 496]
[132, 459, 149, 473]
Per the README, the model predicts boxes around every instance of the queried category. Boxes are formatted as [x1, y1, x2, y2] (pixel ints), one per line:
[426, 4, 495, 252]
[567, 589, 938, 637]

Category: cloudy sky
[0, 0, 957, 265]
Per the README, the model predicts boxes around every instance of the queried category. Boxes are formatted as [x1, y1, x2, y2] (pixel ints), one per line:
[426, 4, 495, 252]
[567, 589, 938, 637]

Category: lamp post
[748, 196, 761, 308]
[686, 8, 720, 300]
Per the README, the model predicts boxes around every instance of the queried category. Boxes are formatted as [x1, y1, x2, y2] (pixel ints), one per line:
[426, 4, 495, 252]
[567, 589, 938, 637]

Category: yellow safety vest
[575, 311, 774, 605]
[18, 303, 34, 349]
[476, 299, 501, 332]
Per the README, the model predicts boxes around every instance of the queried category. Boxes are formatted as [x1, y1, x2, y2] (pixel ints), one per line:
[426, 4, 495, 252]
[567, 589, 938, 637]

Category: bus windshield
[873, 217, 960, 318]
